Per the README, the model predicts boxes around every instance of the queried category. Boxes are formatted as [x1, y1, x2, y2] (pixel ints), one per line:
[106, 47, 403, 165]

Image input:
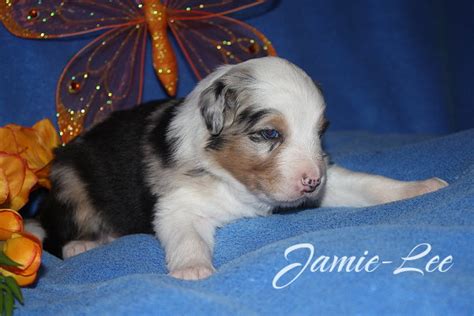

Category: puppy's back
[40, 99, 179, 257]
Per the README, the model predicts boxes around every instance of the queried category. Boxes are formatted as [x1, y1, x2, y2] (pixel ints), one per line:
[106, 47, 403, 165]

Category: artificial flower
[0, 153, 37, 210]
[0, 119, 59, 189]
[0, 268, 37, 287]
[0, 209, 23, 240]
[0, 167, 8, 204]
[0, 232, 42, 286]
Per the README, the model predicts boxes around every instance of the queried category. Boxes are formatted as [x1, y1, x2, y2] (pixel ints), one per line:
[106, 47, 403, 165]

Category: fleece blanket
[16, 129, 474, 315]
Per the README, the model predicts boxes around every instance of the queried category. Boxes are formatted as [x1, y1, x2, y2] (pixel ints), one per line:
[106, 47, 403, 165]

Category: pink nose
[301, 175, 321, 193]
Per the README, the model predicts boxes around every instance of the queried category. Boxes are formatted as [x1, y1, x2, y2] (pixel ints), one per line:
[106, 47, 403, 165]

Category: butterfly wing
[56, 23, 147, 143]
[164, 0, 266, 17]
[167, 14, 276, 79]
[0, 0, 143, 38]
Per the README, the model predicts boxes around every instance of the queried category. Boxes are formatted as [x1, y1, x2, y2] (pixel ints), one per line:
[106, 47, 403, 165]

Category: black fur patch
[39, 99, 180, 258]
[40, 187, 80, 258]
[236, 109, 272, 130]
[214, 80, 225, 98]
[149, 102, 182, 167]
[206, 134, 227, 151]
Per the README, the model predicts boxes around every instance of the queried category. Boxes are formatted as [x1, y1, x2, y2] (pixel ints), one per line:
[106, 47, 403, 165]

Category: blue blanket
[17, 129, 474, 315]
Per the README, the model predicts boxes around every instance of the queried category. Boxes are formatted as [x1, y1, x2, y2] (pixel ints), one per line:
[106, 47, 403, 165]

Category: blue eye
[260, 129, 280, 140]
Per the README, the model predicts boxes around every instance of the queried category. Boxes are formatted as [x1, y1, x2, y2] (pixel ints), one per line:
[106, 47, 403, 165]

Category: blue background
[1, 0, 473, 133]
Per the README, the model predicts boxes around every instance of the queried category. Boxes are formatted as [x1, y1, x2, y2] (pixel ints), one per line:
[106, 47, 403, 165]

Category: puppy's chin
[257, 185, 324, 209]
[272, 198, 307, 209]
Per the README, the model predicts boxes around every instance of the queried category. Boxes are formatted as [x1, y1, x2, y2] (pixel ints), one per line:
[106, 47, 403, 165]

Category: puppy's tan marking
[212, 115, 289, 195]
[51, 166, 106, 238]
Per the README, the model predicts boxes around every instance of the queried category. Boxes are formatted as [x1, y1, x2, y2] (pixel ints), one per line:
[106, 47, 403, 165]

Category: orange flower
[0, 232, 42, 286]
[0, 167, 8, 203]
[0, 268, 38, 287]
[0, 120, 53, 287]
[0, 153, 37, 211]
[0, 119, 59, 189]
[0, 209, 23, 240]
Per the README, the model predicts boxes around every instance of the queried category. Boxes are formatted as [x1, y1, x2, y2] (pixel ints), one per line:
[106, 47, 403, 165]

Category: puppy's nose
[301, 176, 321, 193]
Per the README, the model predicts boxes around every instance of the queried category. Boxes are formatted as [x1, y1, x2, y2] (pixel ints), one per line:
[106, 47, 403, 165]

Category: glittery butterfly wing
[0, 0, 143, 38]
[165, 0, 277, 79]
[1, 0, 148, 143]
[56, 23, 148, 143]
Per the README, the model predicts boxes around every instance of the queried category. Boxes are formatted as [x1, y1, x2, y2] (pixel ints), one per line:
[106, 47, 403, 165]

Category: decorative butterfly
[0, 0, 276, 143]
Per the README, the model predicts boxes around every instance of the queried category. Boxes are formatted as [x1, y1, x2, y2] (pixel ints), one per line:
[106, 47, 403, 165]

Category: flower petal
[34, 164, 52, 189]
[1, 121, 59, 189]
[0, 153, 38, 210]
[4, 125, 48, 172]
[0, 153, 25, 198]
[0, 127, 18, 154]
[0, 168, 9, 204]
[0, 209, 23, 240]
[32, 119, 60, 151]
[0, 267, 37, 286]
[9, 166, 37, 211]
[2, 232, 42, 276]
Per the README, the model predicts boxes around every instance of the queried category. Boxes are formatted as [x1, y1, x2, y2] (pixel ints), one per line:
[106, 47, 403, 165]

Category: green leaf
[5, 292, 14, 316]
[4, 277, 22, 305]
[0, 288, 4, 316]
[0, 252, 20, 268]
[0, 284, 14, 316]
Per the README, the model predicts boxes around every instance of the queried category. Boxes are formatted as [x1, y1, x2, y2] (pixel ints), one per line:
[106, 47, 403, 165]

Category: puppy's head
[199, 57, 328, 207]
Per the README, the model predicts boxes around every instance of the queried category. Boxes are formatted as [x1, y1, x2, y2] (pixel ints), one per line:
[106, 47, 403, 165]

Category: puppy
[39, 57, 447, 280]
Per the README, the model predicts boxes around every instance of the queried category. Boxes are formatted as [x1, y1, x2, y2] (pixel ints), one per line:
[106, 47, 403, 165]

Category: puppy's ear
[199, 80, 238, 136]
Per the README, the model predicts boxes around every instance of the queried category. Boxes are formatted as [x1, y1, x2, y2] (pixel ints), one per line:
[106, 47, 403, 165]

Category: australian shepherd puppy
[39, 57, 447, 280]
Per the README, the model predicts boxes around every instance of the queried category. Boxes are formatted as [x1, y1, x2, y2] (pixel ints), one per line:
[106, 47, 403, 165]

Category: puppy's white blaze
[247, 58, 326, 201]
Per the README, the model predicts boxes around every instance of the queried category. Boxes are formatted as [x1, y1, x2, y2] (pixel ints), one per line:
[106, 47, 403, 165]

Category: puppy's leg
[155, 206, 216, 280]
[320, 165, 448, 207]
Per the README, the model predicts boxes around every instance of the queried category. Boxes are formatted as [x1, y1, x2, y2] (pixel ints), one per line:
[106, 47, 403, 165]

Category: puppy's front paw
[169, 265, 215, 280]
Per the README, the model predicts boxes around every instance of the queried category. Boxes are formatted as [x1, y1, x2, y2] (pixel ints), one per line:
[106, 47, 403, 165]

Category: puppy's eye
[260, 129, 281, 140]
